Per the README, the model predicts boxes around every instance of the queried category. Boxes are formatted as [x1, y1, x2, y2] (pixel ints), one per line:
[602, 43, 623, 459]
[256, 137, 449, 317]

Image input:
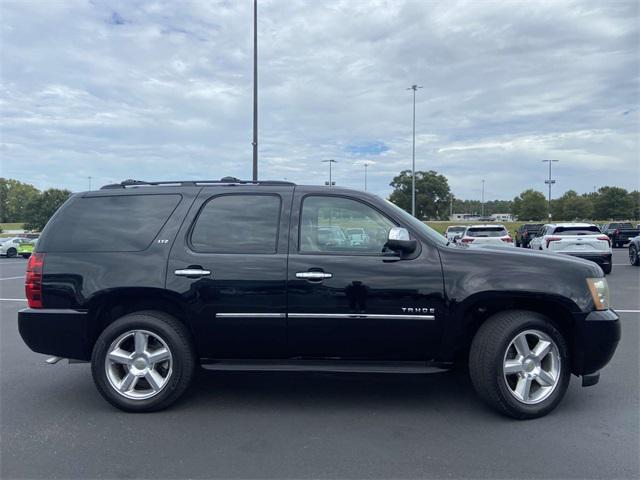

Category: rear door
[166, 186, 293, 359]
[286, 192, 445, 360]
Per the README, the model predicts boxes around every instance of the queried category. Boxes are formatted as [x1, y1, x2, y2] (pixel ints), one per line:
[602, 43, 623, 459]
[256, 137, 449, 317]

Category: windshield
[384, 200, 448, 246]
[447, 227, 466, 233]
[466, 227, 507, 237]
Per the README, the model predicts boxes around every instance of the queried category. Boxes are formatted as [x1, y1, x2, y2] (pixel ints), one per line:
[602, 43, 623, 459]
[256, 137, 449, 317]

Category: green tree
[593, 187, 632, 220]
[629, 190, 639, 220]
[389, 170, 451, 220]
[23, 189, 72, 231]
[0, 178, 40, 223]
[512, 189, 547, 221]
[554, 190, 593, 220]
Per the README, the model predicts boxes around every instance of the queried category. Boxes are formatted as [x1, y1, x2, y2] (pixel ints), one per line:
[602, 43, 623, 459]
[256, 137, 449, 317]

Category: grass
[0, 223, 24, 231]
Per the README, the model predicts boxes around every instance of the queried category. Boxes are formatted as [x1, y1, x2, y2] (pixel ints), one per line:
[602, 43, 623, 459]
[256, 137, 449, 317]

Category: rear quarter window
[41, 194, 181, 252]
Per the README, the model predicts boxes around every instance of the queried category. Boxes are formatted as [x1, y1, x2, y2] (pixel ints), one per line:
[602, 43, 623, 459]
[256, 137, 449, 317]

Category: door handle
[174, 268, 211, 277]
[296, 271, 332, 280]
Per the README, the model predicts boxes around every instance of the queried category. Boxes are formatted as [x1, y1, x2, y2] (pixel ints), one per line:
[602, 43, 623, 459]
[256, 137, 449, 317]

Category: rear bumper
[562, 251, 611, 268]
[18, 308, 92, 361]
[572, 309, 621, 376]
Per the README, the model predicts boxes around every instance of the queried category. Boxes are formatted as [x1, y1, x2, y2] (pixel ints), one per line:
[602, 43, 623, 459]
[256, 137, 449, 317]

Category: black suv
[514, 223, 543, 248]
[18, 179, 620, 418]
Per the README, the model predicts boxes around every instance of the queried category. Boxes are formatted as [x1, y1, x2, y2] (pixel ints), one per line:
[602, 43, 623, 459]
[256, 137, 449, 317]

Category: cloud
[0, 0, 638, 200]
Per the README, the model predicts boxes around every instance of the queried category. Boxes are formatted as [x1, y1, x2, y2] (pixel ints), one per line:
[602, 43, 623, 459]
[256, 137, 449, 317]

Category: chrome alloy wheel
[105, 329, 173, 400]
[502, 329, 561, 405]
[629, 246, 638, 265]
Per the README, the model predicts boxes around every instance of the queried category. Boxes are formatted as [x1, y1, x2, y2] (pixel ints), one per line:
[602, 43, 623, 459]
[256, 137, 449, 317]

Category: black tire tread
[91, 310, 196, 412]
[469, 310, 570, 419]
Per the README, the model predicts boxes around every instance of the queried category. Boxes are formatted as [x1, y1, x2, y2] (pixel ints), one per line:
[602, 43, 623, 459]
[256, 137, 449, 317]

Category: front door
[167, 187, 292, 359]
[287, 193, 444, 360]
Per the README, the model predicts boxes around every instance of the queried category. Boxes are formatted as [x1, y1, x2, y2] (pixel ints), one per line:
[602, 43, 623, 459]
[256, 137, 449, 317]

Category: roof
[100, 177, 296, 189]
[544, 222, 597, 228]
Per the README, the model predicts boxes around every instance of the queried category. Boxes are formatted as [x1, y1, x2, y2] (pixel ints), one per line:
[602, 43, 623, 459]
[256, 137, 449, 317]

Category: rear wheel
[630, 245, 640, 266]
[469, 310, 570, 419]
[91, 310, 196, 412]
[6, 248, 16, 258]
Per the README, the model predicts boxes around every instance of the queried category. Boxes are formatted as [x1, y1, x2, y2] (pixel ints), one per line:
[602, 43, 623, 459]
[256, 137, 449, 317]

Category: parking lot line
[0, 276, 25, 281]
[616, 309, 640, 313]
[0, 298, 26, 302]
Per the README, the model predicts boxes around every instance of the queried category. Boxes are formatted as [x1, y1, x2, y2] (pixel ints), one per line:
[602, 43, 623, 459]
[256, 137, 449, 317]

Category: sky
[1, 0, 638, 201]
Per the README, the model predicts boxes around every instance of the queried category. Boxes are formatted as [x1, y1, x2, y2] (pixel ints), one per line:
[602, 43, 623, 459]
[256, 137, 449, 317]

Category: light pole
[481, 179, 485, 217]
[407, 84, 422, 217]
[252, 0, 258, 181]
[542, 160, 559, 219]
[361, 161, 373, 191]
[322, 159, 337, 186]
[88, 176, 92, 191]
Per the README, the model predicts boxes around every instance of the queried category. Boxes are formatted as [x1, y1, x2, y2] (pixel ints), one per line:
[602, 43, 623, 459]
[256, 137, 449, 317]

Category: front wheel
[91, 310, 196, 412]
[469, 310, 570, 419]
[6, 248, 17, 258]
[630, 245, 640, 266]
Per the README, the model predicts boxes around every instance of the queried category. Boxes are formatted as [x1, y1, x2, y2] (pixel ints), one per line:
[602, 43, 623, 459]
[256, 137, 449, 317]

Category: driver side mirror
[386, 227, 417, 254]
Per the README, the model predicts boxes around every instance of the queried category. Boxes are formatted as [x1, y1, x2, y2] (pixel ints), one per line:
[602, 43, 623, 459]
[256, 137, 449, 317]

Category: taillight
[461, 237, 474, 243]
[545, 236, 562, 248]
[502, 236, 513, 243]
[597, 235, 611, 247]
[25, 253, 45, 308]
[614, 229, 620, 236]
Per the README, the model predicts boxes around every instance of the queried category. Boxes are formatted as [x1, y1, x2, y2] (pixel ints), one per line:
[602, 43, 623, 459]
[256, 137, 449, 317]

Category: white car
[528, 223, 612, 274]
[444, 225, 467, 242]
[459, 225, 515, 247]
[0, 237, 32, 258]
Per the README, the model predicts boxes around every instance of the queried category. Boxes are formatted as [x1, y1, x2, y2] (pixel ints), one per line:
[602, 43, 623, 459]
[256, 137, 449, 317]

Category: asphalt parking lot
[1, 250, 638, 479]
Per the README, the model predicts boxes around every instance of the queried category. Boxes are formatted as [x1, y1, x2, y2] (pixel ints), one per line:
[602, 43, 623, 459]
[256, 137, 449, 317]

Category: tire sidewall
[491, 316, 570, 418]
[91, 313, 193, 412]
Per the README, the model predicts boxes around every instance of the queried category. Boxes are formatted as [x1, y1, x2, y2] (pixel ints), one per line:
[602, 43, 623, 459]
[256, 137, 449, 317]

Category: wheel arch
[87, 288, 197, 355]
[444, 291, 579, 365]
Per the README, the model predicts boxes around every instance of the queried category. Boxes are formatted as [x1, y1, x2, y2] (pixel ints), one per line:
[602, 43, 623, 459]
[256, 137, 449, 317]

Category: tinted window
[466, 227, 507, 237]
[609, 223, 633, 229]
[448, 227, 466, 233]
[191, 195, 281, 254]
[300, 196, 395, 254]
[554, 226, 600, 235]
[44, 194, 181, 252]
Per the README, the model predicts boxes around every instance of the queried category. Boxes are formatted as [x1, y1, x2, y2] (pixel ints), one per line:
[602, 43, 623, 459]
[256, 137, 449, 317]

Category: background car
[459, 225, 514, 247]
[629, 236, 640, 266]
[345, 227, 370, 246]
[0, 237, 32, 258]
[17, 239, 37, 258]
[514, 223, 543, 248]
[601, 222, 640, 248]
[444, 225, 467, 242]
[528, 223, 612, 273]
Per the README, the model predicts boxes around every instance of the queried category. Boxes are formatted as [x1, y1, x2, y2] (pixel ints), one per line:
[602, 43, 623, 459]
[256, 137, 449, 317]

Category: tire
[602, 263, 612, 275]
[91, 310, 196, 412]
[6, 248, 16, 258]
[630, 245, 640, 266]
[469, 310, 570, 419]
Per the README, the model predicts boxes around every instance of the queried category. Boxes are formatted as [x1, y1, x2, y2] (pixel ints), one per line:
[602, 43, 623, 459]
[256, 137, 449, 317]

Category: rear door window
[190, 194, 281, 254]
[43, 194, 181, 252]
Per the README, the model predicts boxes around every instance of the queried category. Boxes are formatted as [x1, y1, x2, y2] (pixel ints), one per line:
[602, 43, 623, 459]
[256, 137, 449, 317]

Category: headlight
[587, 277, 610, 311]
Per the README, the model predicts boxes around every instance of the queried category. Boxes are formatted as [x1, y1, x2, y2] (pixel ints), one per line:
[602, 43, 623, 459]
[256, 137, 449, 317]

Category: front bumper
[18, 308, 92, 361]
[562, 251, 612, 268]
[572, 309, 621, 376]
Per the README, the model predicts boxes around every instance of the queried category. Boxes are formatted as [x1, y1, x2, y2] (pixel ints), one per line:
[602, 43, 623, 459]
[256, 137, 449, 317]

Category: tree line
[0, 178, 71, 231]
[0, 174, 637, 232]
[389, 170, 639, 221]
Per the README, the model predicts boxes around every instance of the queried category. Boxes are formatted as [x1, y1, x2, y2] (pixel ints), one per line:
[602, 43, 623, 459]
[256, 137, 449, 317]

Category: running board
[200, 359, 451, 374]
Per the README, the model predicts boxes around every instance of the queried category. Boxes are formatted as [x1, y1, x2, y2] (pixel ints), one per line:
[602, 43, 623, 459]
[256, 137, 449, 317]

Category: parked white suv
[528, 223, 612, 274]
[459, 225, 514, 247]
[444, 225, 467, 242]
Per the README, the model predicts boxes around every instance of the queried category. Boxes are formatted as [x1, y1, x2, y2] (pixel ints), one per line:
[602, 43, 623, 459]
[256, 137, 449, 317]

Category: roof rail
[100, 177, 296, 189]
